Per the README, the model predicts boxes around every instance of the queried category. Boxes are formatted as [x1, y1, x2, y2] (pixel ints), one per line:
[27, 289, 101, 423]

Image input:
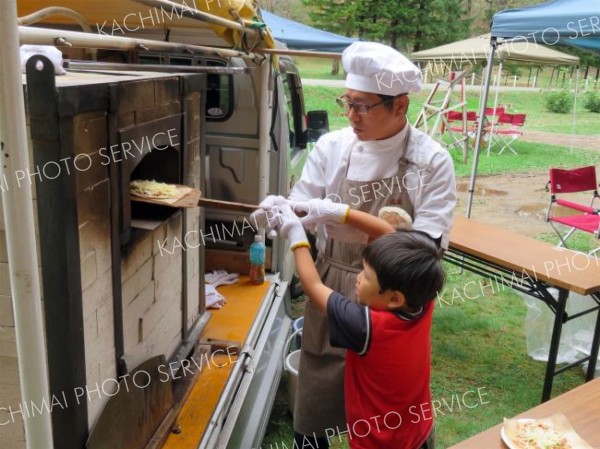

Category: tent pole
[486, 59, 503, 156]
[570, 66, 580, 154]
[0, 1, 54, 447]
[466, 37, 497, 218]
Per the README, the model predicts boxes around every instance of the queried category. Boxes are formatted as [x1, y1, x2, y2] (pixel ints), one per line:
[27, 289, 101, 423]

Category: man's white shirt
[290, 123, 456, 250]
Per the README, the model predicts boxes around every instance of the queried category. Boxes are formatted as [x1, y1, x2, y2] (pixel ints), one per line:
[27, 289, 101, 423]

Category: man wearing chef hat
[266, 41, 455, 448]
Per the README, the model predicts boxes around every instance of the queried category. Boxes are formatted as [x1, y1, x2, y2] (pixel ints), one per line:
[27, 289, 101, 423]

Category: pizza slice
[503, 413, 595, 449]
[511, 420, 571, 449]
[130, 179, 180, 200]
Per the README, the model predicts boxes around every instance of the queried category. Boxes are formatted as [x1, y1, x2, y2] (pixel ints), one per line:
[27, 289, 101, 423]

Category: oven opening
[129, 147, 181, 229]
[117, 114, 184, 240]
[129, 147, 182, 229]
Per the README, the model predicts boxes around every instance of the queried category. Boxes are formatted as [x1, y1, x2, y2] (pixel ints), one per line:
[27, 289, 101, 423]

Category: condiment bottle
[249, 234, 266, 285]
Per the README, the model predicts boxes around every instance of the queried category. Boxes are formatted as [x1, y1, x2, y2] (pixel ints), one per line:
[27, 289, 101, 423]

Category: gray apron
[294, 132, 416, 437]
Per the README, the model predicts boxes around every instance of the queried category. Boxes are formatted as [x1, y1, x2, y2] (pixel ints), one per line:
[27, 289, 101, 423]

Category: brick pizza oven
[22, 57, 206, 448]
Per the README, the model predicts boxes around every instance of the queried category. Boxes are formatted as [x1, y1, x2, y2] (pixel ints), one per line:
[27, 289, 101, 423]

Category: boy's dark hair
[362, 231, 445, 309]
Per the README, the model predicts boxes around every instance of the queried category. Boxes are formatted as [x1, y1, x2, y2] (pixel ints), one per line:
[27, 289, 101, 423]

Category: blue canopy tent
[491, 0, 600, 54]
[466, 0, 600, 216]
[262, 10, 357, 52]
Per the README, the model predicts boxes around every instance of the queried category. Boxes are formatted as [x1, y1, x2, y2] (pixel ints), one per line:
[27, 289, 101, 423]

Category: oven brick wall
[116, 77, 186, 376]
[1, 73, 205, 445]
[73, 77, 205, 426]
[72, 110, 116, 426]
[121, 214, 183, 369]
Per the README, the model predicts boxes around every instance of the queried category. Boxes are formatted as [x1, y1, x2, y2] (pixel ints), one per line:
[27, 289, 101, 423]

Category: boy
[275, 204, 444, 449]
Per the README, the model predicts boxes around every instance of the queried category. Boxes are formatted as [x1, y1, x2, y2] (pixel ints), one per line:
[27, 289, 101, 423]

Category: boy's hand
[250, 195, 289, 238]
[275, 205, 310, 251]
[290, 198, 350, 227]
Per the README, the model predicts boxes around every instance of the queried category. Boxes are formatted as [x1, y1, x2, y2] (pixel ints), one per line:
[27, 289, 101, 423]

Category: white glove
[290, 198, 350, 228]
[205, 285, 226, 309]
[250, 195, 288, 239]
[205, 270, 239, 287]
[275, 205, 310, 251]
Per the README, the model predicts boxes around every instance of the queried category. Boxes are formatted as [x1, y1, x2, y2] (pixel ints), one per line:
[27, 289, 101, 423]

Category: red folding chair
[447, 111, 478, 135]
[546, 166, 600, 254]
[444, 110, 478, 151]
[484, 106, 506, 117]
[484, 110, 509, 153]
[493, 113, 526, 155]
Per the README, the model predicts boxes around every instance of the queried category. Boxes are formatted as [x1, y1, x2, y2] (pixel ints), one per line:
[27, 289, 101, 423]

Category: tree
[261, 0, 309, 22]
[301, 0, 357, 37]
[350, 0, 471, 52]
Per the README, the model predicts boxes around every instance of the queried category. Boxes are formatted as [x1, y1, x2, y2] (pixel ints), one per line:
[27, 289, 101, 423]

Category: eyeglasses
[336, 95, 401, 115]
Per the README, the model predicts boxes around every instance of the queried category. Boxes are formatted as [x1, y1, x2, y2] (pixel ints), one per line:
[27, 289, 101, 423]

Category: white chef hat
[342, 42, 422, 96]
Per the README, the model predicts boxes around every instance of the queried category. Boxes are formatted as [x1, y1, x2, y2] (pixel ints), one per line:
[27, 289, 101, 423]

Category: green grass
[449, 141, 599, 177]
[293, 55, 576, 88]
[294, 56, 347, 80]
[429, 267, 583, 449]
[303, 85, 600, 177]
[295, 54, 599, 90]
[536, 231, 599, 253]
[302, 78, 600, 136]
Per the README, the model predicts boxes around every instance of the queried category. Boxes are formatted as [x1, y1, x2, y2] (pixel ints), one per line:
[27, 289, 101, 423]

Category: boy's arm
[277, 205, 371, 352]
[292, 246, 333, 315]
[345, 209, 395, 240]
[275, 204, 334, 315]
[295, 244, 371, 354]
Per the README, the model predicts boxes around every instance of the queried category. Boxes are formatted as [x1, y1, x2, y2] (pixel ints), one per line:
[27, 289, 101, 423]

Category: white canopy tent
[412, 33, 580, 67]
[412, 33, 581, 157]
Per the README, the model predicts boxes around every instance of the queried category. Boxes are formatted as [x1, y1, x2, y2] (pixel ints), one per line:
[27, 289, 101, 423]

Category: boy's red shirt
[344, 301, 434, 449]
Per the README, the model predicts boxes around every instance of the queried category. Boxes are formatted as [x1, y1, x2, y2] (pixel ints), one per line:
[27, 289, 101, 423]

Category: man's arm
[412, 150, 456, 249]
[293, 246, 333, 315]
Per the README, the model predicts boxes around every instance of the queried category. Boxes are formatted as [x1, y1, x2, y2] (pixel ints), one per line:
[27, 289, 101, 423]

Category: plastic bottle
[249, 234, 266, 285]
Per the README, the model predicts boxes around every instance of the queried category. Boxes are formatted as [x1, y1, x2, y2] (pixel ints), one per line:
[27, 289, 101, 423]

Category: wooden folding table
[445, 216, 600, 402]
[447, 377, 600, 449]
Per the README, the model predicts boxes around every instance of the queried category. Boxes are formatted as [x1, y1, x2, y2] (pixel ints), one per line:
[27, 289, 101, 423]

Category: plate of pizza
[501, 414, 592, 449]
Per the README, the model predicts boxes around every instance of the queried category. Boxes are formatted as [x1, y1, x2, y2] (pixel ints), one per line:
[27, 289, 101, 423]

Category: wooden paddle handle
[197, 197, 260, 213]
[197, 197, 308, 217]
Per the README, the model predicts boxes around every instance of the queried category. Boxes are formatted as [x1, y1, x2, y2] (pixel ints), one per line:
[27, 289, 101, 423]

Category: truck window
[283, 72, 307, 152]
[205, 70, 232, 121]
[139, 53, 233, 121]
